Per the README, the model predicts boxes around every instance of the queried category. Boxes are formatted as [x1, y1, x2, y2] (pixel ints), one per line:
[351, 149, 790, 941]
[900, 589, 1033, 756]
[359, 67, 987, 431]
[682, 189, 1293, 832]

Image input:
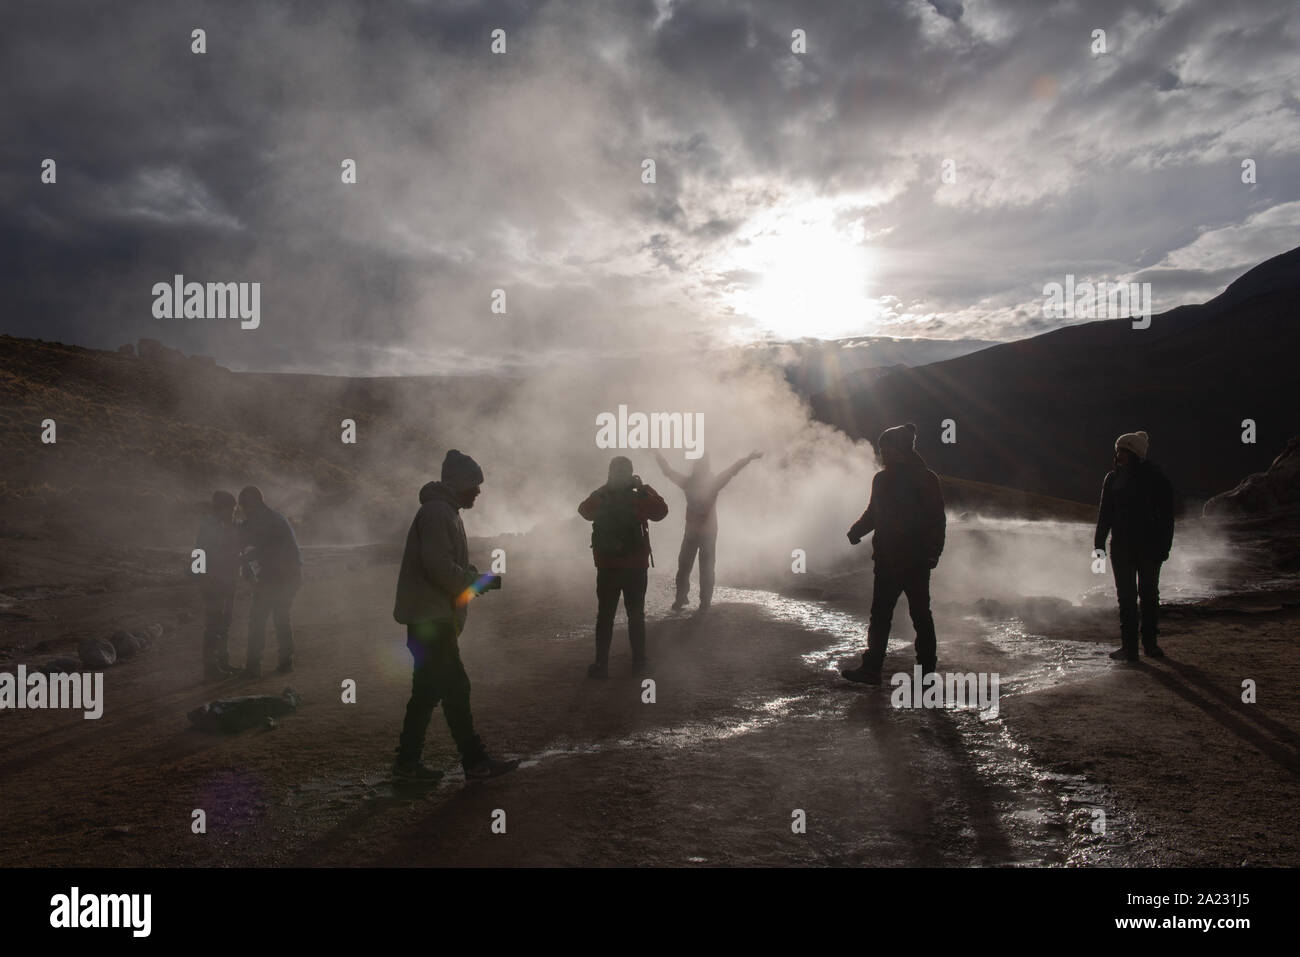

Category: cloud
[1, 0, 1297, 370]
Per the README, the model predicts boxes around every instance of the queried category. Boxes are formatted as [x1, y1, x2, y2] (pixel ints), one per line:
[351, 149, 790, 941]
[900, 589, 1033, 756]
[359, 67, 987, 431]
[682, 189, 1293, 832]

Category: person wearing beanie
[841, 423, 947, 685]
[654, 448, 763, 614]
[392, 449, 518, 783]
[577, 456, 669, 678]
[195, 490, 240, 679]
[237, 484, 303, 677]
[1095, 431, 1175, 662]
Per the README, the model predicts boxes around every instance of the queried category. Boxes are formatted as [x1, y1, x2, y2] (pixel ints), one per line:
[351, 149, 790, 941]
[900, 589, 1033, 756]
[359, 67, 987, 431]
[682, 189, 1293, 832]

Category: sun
[723, 199, 881, 340]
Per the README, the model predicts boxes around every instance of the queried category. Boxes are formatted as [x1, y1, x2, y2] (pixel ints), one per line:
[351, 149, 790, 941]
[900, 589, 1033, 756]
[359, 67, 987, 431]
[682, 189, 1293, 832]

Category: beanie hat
[1115, 431, 1149, 459]
[211, 490, 236, 511]
[607, 455, 635, 487]
[878, 422, 918, 454]
[441, 449, 484, 491]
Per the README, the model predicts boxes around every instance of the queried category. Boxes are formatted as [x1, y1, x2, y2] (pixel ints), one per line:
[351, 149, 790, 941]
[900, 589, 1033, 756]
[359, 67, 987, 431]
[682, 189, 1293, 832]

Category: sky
[3, 0, 1298, 375]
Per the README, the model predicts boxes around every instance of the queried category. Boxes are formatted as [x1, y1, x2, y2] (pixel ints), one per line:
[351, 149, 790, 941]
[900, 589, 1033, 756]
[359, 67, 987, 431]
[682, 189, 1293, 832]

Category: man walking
[392, 449, 518, 782]
[841, 423, 946, 685]
[578, 456, 669, 678]
[1095, 431, 1174, 662]
[238, 485, 302, 677]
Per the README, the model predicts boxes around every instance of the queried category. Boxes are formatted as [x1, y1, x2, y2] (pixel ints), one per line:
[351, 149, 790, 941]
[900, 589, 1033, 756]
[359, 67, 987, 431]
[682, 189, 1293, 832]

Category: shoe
[276, 660, 294, 674]
[1108, 648, 1138, 662]
[671, 600, 686, 611]
[204, 662, 237, 680]
[587, 661, 609, 679]
[464, 756, 520, 781]
[392, 759, 443, 783]
[1143, 645, 1165, 658]
[841, 666, 882, 685]
[243, 663, 263, 678]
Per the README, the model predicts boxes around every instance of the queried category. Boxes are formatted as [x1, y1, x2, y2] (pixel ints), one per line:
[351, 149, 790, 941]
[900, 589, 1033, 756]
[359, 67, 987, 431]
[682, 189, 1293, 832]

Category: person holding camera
[391, 449, 518, 783]
[578, 456, 669, 678]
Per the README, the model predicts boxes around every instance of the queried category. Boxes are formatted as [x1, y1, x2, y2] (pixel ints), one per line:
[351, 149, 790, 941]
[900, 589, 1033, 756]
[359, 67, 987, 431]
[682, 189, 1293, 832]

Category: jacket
[1095, 459, 1175, 559]
[578, 483, 669, 569]
[239, 504, 302, 586]
[393, 481, 477, 629]
[195, 514, 241, 591]
[849, 451, 946, 571]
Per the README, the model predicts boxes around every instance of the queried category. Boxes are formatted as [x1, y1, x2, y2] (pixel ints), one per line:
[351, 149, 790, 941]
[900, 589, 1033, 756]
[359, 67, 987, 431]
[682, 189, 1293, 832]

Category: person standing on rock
[1095, 431, 1174, 662]
[841, 423, 946, 685]
[195, 490, 241, 679]
[237, 485, 303, 677]
[391, 450, 519, 783]
[654, 450, 762, 614]
[578, 456, 669, 677]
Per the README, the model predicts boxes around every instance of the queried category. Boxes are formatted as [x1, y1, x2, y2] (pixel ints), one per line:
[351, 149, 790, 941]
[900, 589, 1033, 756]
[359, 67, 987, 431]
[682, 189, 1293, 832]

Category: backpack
[591, 486, 646, 558]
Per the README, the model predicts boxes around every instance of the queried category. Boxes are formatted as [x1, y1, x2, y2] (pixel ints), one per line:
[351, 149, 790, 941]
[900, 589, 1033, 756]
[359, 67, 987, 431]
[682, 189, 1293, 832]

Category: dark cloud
[2, 0, 1298, 372]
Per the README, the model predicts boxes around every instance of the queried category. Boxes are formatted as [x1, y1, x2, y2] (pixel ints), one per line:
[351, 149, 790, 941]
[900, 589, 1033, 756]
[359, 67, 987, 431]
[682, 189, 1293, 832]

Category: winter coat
[849, 451, 946, 572]
[393, 481, 477, 629]
[239, 504, 302, 587]
[195, 515, 241, 592]
[578, 483, 669, 569]
[1095, 459, 1175, 560]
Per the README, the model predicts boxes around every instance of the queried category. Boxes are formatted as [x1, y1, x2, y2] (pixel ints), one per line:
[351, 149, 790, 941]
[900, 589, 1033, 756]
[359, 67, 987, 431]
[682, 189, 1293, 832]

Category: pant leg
[397, 622, 487, 770]
[862, 566, 905, 672]
[622, 567, 649, 660]
[1138, 556, 1162, 647]
[902, 567, 937, 671]
[675, 531, 700, 604]
[595, 568, 620, 665]
[246, 588, 273, 666]
[396, 629, 442, 764]
[202, 586, 235, 669]
[271, 581, 299, 665]
[1111, 551, 1140, 654]
[698, 529, 717, 607]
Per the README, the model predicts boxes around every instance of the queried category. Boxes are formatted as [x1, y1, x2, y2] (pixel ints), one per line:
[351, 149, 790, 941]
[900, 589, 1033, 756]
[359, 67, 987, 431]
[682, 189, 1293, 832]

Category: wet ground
[2, 520, 1297, 867]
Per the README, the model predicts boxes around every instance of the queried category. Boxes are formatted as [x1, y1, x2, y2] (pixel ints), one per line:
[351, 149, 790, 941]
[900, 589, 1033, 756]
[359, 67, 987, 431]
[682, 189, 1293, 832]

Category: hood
[419, 480, 461, 508]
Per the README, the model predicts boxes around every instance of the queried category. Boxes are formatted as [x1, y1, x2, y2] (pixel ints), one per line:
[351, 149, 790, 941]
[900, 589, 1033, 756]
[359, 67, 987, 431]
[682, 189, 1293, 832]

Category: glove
[847, 531, 862, 546]
[482, 574, 503, 592]
[927, 556, 939, 570]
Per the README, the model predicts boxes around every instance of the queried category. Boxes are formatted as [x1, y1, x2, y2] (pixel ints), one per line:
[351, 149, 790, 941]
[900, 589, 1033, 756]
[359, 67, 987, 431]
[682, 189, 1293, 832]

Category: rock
[1204, 437, 1300, 519]
[109, 630, 149, 659]
[77, 636, 117, 668]
[145, 623, 164, 640]
[116, 343, 136, 357]
[188, 687, 301, 734]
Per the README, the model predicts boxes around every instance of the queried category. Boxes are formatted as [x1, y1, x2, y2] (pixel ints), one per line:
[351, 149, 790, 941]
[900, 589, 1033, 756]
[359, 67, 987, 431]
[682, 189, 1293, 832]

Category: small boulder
[77, 637, 117, 668]
[110, 630, 148, 659]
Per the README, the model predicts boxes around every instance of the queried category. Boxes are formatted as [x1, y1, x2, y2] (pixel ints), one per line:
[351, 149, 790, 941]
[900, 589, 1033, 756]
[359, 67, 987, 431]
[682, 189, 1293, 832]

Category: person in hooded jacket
[237, 485, 302, 677]
[1095, 430, 1174, 662]
[578, 456, 669, 678]
[391, 450, 519, 783]
[841, 423, 947, 685]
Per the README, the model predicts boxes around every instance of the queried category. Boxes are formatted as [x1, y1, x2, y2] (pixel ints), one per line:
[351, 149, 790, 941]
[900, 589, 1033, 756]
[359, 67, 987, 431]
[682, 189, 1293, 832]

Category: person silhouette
[654, 449, 762, 613]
